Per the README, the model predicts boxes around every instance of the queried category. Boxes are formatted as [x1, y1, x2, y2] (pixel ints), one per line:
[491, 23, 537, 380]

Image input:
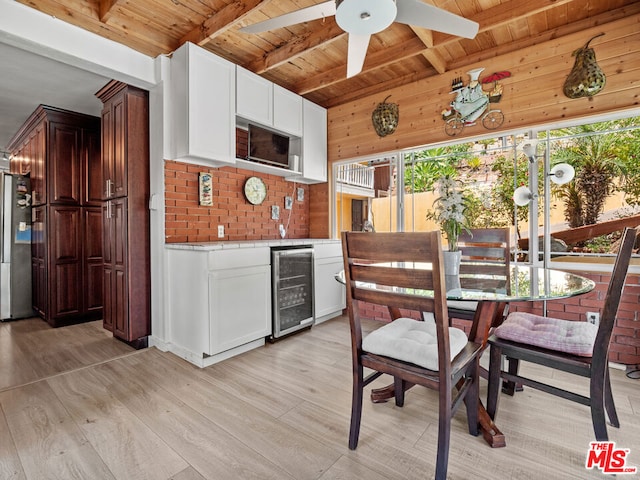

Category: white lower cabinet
[208, 265, 271, 354]
[167, 247, 270, 367]
[313, 243, 345, 323]
[166, 241, 343, 367]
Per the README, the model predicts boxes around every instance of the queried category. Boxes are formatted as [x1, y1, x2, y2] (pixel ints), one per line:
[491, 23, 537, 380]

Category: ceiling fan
[240, 0, 479, 78]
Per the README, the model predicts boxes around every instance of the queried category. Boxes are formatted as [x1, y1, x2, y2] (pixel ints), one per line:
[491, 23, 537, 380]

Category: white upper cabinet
[236, 66, 272, 127]
[169, 42, 236, 166]
[299, 99, 328, 183]
[273, 84, 303, 137]
[236, 66, 303, 137]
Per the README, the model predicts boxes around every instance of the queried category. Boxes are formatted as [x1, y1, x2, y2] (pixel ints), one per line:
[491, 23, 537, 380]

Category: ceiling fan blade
[346, 33, 371, 78]
[240, 1, 337, 34]
[395, 0, 479, 39]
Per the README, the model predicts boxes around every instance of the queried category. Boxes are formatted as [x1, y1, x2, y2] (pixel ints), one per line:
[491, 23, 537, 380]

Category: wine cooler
[271, 246, 314, 340]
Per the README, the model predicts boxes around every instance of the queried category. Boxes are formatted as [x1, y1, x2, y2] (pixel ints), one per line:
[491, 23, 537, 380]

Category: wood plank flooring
[1, 315, 639, 479]
[0, 318, 135, 392]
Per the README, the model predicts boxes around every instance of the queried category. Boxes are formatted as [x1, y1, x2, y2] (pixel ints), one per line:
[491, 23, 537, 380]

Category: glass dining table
[336, 263, 596, 448]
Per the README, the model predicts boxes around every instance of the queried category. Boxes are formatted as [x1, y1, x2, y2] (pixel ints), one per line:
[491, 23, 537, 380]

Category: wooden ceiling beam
[98, 0, 121, 23]
[247, 20, 346, 74]
[180, 0, 269, 47]
[448, 2, 640, 70]
[292, 0, 579, 95]
[473, 0, 574, 33]
[324, 68, 436, 108]
[294, 36, 427, 95]
[410, 27, 447, 74]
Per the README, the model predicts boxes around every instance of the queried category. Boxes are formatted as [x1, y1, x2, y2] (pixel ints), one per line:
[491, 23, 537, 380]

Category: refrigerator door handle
[2, 174, 12, 262]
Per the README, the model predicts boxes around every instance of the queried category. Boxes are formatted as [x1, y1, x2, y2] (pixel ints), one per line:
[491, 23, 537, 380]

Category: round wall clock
[244, 176, 267, 205]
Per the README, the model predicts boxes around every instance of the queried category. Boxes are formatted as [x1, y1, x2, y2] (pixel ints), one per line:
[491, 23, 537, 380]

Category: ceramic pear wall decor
[563, 33, 606, 99]
[372, 96, 399, 137]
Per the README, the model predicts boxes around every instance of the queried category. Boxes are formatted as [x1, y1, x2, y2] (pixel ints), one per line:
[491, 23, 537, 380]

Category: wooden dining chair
[341, 231, 483, 480]
[486, 227, 637, 442]
[447, 227, 511, 322]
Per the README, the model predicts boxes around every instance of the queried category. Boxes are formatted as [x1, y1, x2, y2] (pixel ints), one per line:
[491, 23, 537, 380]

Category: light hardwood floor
[1, 315, 639, 480]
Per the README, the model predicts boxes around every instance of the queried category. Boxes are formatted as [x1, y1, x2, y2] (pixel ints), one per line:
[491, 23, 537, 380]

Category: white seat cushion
[446, 300, 478, 312]
[494, 311, 598, 357]
[362, 316, 468, 371]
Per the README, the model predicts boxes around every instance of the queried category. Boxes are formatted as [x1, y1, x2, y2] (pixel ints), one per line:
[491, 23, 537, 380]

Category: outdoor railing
[336, 163, 374, 189]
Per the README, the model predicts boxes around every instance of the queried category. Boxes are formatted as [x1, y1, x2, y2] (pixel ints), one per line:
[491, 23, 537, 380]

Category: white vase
[442, 251, 462, 291]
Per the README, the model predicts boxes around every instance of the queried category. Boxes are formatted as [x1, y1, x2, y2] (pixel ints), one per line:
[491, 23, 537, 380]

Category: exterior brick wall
[356, 270, 640, 366]
[164, 160, 310, 242]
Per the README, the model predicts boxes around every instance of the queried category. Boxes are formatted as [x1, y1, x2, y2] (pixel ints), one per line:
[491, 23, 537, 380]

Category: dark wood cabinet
[96, 81, 150, 347]
[8, 106, 102, 327]
[84, 207, 104, 316]
[49, 122, 81, 204]
[31, 205, 47, 318]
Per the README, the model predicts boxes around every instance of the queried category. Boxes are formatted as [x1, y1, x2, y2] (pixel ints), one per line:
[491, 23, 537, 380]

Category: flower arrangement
[427, 175, 471, 251]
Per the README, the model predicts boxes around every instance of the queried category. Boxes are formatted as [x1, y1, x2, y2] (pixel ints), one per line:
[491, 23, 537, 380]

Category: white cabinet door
[236, 66, 272, 126]
[273, 84, 303, 136]
[314, 258, 346, 322]
[169, 42, 236, 166]
[209, 265, 271, 354]
[301, 99, 328, 183]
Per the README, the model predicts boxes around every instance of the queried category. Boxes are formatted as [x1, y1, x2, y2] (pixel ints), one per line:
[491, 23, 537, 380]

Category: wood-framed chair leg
[349, 366, 364, 450]
[394, 377, 406, 407]
[466, 359, 480, 436]
[487, 343, 502, 420]
[501, 356, 519, 395]
[590, 380, 609, 442]
[435, 393, 453, 480]
[604, 368, 620, 428]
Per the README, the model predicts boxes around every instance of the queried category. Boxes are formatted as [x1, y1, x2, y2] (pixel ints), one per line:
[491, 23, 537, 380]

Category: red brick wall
[356, 271, 640, 366]
[164, 160, 310, 243]
[508, 271, 640, 366]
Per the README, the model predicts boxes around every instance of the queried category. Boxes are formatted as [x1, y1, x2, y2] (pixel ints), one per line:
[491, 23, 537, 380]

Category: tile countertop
[165, 238, 341, 251]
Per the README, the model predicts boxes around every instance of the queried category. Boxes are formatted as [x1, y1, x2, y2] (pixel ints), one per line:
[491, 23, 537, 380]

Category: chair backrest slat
[344, 231, 441, 263]
[350, 264, 435, 291]
[457, 228, 510, 291]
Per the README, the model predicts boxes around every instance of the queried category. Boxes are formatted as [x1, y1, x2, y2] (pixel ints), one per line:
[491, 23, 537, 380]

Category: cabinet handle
[105, 179, 115, 198]
[106, 201, 111, 219]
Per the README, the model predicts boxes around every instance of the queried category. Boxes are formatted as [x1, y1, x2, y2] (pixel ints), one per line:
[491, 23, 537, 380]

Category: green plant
[426, 175, 471, 251]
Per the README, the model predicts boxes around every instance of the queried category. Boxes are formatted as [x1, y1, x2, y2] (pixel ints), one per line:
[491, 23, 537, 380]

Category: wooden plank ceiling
[18, 0, 636, 108]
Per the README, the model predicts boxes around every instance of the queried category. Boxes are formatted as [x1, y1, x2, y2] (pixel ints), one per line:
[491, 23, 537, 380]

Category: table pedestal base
[369, 384, 506, 447]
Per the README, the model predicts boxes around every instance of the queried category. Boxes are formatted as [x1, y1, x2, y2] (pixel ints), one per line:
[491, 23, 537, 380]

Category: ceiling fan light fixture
[336, 0, 397, 35]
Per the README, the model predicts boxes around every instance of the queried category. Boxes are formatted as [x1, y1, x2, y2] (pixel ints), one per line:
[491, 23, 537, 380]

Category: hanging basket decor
[371, 95, 399, 137]
[563, 33, 606, 99]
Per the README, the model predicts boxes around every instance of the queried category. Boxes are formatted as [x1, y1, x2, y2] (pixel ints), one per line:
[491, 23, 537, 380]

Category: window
[333, 113, 640, 271]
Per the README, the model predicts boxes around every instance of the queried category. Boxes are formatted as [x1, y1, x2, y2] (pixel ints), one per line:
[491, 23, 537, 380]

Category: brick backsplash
[165, 159, 309, 242]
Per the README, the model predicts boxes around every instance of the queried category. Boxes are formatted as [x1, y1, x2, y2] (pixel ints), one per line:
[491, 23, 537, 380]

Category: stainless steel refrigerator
[0, 172, 33, 320]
